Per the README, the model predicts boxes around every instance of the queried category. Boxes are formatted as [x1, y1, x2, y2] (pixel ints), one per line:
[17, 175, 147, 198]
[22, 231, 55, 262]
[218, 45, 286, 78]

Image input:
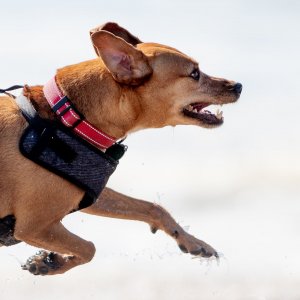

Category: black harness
[20, 112, 126, 211]
[1, 86, 127, 212]
[1, 85, 128, 246]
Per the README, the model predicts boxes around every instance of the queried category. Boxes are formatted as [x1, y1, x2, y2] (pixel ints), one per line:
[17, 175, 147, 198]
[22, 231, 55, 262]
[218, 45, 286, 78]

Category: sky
[1, 0, 300, 299]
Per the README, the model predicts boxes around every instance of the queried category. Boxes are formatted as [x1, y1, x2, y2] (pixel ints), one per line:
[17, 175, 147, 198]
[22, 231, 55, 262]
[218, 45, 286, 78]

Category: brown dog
[0, 22, 242, 275]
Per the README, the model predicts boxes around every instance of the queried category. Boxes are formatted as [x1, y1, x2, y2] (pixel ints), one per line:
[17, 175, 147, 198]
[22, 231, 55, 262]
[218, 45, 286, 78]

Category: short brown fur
[0, 22, 241, 275]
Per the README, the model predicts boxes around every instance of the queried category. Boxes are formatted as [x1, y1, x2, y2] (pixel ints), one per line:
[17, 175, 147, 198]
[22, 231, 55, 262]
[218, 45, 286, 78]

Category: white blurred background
[1, 0, 300, 299]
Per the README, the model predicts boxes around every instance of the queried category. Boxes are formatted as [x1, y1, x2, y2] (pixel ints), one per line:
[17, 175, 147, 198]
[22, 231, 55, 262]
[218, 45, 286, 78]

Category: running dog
[0, 22, 242, 275]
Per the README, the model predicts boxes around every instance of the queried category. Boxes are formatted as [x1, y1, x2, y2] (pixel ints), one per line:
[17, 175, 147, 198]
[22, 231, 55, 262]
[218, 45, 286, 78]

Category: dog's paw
[22, 250, 66, 275]
[176, 232, 219, 259]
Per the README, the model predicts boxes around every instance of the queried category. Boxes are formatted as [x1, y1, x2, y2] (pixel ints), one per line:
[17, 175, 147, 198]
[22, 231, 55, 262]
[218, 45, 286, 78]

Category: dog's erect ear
[91, 30, 152, 85]
[90, 22, 142, 46]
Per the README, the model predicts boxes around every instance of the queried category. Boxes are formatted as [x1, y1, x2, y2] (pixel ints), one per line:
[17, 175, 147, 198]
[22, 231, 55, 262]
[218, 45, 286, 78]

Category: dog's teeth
[193, 108, 198, 113]
[216, 110, 223, 119]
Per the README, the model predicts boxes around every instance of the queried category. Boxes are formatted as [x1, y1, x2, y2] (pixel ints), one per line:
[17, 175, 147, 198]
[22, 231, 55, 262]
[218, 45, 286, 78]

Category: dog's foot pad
[176, 233, 219, 259]
[22, 250, 64, 275]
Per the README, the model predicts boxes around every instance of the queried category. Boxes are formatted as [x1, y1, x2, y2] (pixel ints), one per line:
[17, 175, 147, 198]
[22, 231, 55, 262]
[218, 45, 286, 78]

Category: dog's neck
[23, 59, 142, 140]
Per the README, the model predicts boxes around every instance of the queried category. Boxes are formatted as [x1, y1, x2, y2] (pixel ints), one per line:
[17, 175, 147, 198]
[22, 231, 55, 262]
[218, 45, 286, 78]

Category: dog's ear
[91, 30, 152, 85]
[90, 22, 142, 46]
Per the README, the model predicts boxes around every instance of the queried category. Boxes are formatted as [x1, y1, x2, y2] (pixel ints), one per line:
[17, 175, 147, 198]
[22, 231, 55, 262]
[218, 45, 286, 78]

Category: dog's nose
[233, 82, 243, 95]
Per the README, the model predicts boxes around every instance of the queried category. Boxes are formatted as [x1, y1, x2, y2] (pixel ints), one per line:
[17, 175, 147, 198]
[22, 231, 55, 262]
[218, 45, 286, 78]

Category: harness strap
[0, 85, 24, 98]
[0, 85, 24, 93]
[15, 93, 37, 118]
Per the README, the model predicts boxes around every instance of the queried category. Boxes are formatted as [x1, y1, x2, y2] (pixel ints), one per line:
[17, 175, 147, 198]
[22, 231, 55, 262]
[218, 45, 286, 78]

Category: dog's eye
[190, 68, 200, 81]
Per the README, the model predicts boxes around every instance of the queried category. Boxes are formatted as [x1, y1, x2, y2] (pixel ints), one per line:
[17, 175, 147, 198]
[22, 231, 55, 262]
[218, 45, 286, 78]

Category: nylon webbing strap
[0, 85, 24, 99]
[0, 85, 24, 94]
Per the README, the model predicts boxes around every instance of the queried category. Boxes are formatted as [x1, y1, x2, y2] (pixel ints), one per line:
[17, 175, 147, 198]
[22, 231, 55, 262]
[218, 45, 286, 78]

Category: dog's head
[90, 23, 242, 132]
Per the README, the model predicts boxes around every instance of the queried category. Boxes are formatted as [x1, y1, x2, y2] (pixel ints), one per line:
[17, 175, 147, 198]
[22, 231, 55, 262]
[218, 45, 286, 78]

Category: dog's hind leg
[83, 188, 218, 259]
[15, 222, 95, 276]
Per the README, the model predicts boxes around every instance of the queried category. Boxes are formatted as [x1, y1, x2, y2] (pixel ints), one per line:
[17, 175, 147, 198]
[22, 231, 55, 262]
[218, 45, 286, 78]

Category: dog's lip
[182, 102, 224, 126]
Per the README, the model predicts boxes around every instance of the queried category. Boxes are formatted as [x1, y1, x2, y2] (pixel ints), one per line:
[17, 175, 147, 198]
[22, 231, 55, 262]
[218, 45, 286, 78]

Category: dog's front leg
[83, 188, 218, 258]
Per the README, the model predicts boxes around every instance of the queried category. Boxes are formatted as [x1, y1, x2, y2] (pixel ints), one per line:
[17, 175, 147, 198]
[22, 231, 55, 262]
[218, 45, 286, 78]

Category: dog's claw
[21, 264, 27, 270]
[150, 226, 158, 234]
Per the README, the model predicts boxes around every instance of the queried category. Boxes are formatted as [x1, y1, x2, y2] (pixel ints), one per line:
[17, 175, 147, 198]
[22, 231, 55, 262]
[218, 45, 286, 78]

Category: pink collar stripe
[43, 77, 116, 150]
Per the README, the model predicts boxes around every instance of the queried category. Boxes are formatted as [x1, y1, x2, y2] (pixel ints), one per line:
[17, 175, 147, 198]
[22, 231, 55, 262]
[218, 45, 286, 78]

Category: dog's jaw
[182, 103, 224, 127]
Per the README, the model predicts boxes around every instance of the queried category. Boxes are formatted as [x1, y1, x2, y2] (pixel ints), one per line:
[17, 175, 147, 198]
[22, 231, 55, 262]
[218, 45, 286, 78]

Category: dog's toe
[22, 250, 63, 276]
[190, 248, 205, 256]
[176, 232, 219, 259]
[190, 247, 216, 258]
[38, 266, 49, 275]
[28, 264, 38, 274]
[22, 262, 46, 275]
[178, 244, 188, 253]
[179, 243, 216, 257]
[22, 262, 36, 272]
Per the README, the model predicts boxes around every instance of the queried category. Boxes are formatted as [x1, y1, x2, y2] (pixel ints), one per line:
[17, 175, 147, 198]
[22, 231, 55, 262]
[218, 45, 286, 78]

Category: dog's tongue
[192, 103, 209, 111]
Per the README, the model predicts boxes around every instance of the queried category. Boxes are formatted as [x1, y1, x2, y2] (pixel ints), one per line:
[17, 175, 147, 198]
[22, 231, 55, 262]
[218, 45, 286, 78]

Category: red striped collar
[43, 77, 116, 150]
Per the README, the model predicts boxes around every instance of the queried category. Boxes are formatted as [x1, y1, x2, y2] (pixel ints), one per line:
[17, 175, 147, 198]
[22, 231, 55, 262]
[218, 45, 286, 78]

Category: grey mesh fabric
[19, 114, 119, 207]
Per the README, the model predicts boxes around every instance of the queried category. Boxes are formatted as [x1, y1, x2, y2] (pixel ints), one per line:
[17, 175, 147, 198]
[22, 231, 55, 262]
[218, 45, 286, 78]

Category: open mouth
[183, 102, 224, 126]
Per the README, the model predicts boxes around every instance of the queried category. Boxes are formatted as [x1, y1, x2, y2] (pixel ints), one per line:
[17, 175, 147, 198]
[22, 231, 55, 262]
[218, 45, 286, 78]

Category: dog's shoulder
[0, 96, 25, 136]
